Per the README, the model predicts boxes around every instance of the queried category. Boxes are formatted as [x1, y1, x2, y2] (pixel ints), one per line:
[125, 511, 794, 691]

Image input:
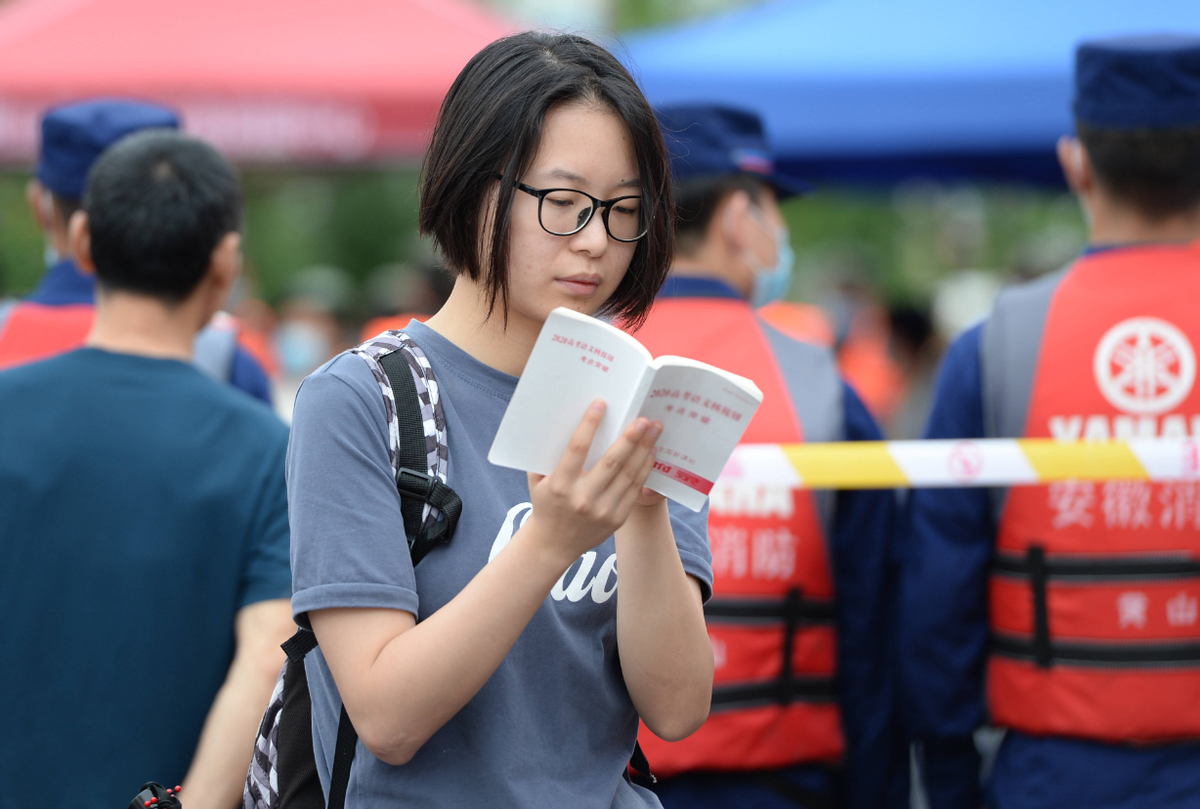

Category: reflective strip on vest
[632, 296, 846, 774]
[982, 244, 1200, 743]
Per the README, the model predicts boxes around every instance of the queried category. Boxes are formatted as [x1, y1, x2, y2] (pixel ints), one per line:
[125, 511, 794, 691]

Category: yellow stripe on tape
[782, 441, 907, 488]
[769, 438, 1162, 489]
[1019, 439, 1149, 482]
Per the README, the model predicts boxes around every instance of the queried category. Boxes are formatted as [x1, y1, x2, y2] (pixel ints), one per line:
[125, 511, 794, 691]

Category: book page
[636, 362, 763, 511]
[489, 308, 652, 476]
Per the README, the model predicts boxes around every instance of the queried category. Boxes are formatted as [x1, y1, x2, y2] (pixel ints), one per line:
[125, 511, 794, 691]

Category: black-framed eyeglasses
[514, 182, 649, 243]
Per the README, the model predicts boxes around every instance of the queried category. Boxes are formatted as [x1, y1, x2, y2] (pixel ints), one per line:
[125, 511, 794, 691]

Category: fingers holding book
[594, 413, 663, 515]
[524, 400, 662, 566]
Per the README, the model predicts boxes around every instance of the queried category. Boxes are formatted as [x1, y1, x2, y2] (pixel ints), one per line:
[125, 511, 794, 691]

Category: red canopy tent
[0, 0, 511, 163]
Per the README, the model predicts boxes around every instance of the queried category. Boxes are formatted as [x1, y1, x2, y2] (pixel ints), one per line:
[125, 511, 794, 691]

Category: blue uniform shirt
[651, 278, 908, 809]
[23, 258, 273, 405]
[901, 321, 1200, 809]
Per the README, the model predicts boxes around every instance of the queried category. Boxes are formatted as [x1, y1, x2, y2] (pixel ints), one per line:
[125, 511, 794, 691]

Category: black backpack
[244, 336, 462, 809]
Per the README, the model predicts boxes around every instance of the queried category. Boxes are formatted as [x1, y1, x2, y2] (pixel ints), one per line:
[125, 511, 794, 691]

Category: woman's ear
[67, 211, 94, 276]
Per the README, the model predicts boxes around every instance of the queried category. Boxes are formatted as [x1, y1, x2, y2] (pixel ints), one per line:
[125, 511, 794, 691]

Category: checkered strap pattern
[351, 330, 449, 530]
[243, 663, 287, 808]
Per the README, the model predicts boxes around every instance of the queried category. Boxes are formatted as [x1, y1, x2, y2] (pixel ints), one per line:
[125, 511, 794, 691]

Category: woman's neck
[423, 277, 542, 377]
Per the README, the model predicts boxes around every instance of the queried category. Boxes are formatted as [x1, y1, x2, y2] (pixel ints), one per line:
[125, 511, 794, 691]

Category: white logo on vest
[1167, 592, 1199, 627]
[1094, 317, 1196, 415]
[1117, 591, 1149, 629]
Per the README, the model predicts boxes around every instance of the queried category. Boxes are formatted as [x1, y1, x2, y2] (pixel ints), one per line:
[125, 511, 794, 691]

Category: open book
[489, 307, 763, 511]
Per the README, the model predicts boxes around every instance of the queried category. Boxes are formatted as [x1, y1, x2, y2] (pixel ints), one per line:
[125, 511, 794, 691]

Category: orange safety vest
[757, 301, 835, 347]
[988, 244, 1200, 743]
[633, 296, 844, 776]
[759, 300, 905, 422]
[0, 302, 95, 370]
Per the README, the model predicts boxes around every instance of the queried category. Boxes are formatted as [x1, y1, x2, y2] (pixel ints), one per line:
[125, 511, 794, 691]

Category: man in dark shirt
[0, 130, 293, 809]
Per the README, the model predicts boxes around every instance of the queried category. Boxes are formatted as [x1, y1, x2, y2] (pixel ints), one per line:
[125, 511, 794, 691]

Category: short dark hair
[674, 173, 768, 255]
[85, 129, 242, 304]
[1078, 122, 1200, 219]
[419, 32, 673, 329]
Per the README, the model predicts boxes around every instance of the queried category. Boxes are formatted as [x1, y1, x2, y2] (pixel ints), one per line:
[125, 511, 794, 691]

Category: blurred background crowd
[5, 2, 1200, 809]
[2, 0, 1151, 434]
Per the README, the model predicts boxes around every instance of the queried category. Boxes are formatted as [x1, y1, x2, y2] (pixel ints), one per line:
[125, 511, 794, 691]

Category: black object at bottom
[648, 770, 835, 809]
[629, 740, 657, 787]
[277, 631, 325, 809]
[750, 772, 837, 809]
[127, 783, 182, 809]
[327, 706, 358, 809]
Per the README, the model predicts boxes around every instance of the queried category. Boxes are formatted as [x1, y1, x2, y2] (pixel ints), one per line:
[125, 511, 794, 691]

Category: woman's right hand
[524, 399, 661, 567]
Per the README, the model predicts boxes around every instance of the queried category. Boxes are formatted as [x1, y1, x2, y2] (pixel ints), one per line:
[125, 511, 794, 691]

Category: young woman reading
[286, 32, 714, 808]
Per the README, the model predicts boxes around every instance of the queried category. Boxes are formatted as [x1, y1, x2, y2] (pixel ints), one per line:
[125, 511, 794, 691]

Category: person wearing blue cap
[0, 98, 273, 405]
[632, 105, 909, 809]
[901, 36, 1200, 809]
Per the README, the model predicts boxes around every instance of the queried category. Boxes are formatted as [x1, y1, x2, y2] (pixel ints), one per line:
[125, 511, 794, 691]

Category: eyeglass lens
[538, 190, 646, 241]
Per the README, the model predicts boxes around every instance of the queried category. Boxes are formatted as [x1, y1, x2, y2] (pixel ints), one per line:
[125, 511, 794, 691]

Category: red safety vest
[0, 302, 95, 370]
[360, 312, 430, 343]
[633, 296, 844, 776]
[989, 244, 1200, 743]
[0, 301, 267, 383]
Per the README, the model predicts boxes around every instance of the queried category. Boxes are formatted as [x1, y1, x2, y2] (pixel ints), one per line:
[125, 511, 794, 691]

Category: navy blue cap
[37, 99, 180, 199]
[655, 105, 811, 198]
[1075, 35, 1200, 130]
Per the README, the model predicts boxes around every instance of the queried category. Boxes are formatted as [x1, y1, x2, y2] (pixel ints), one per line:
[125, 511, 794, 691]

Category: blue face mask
[748, 219, 795, 308]
[276, 321, 332, 378]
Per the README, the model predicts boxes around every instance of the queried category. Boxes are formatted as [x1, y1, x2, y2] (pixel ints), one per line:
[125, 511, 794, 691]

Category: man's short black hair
[674, 173, 768, 255]
[1078, 122, 1200, 220]
[84, 129, 242, 303]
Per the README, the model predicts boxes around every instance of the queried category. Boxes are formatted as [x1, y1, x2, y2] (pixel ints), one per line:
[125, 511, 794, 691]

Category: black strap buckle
[281, 627, 319, 662]
[396, 467, 436, 500]
[1027, 544, 1053, 669]
[628, 740, 656, 787]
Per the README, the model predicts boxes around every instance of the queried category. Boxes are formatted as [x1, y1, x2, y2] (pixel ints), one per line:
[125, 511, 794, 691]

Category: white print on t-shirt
[487, 502, 618, 604]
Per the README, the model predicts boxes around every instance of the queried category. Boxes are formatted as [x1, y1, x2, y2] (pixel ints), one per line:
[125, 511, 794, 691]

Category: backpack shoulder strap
[303, 332, 462, 809]
[351, 330, 462, 564]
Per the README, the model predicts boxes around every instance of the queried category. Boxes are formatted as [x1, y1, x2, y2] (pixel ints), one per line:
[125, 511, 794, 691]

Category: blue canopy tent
[622, 0, 1200, 184]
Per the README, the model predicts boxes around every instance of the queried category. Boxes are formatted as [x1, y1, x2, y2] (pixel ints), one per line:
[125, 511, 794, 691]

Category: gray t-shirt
[287, 320, 713, 809]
